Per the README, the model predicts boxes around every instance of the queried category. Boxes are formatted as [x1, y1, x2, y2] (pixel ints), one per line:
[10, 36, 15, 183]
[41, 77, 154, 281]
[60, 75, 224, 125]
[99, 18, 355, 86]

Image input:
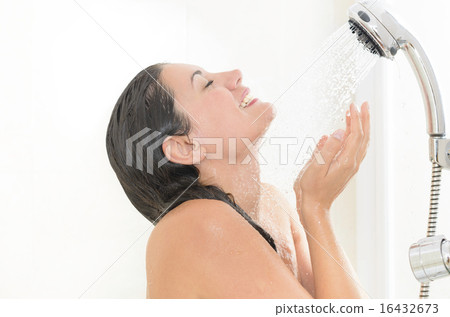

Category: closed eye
[205, 80, 214, 88]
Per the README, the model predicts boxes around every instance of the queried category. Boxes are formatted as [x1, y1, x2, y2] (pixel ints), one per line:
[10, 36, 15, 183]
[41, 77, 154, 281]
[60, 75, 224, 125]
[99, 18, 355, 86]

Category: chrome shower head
[348, 1, 401, 59]
[348, 1, 450, 290]
[348, 1, 450, 169]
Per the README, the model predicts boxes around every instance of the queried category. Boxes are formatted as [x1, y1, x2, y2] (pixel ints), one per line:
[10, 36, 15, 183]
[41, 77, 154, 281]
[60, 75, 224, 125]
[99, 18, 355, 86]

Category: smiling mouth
[239, 92, 254, 108]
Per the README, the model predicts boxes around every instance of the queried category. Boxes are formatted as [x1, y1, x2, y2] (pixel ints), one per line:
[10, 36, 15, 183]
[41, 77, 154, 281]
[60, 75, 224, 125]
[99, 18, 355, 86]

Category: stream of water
[259, 23, 381, 196]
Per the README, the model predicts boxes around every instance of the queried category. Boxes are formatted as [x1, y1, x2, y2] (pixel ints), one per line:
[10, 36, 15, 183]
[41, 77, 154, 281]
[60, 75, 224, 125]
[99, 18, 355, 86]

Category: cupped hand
[294, 102, 370, 211]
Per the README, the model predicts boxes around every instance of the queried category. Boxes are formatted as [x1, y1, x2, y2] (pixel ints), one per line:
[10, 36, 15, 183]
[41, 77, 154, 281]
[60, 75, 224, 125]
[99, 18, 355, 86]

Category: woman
[106, 63, 370, 299]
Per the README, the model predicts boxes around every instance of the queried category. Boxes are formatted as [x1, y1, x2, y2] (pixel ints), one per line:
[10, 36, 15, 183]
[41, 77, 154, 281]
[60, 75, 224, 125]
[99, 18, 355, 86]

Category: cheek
[192, 91, 272, 143]
[208, 90, 235, 111]
[197, 92, 245, 136]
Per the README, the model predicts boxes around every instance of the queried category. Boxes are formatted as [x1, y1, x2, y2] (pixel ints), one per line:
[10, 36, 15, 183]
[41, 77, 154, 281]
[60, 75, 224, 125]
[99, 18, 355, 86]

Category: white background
[0, 0, 449, 298]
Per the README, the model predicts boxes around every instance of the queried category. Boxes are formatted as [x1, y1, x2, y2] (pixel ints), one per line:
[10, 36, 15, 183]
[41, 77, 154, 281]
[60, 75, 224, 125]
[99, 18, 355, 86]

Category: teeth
[240, 93, 253, 108]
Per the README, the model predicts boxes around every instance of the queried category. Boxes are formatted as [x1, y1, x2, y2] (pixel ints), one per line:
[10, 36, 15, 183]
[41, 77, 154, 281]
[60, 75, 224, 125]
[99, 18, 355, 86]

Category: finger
[357, 102, 370, 163]
[317, 135, 328, 150]
[303, 135, 327, 170]
[334, 103, 364, 171]
[313, 129, 346, 173]
[344, 107, 351, 139]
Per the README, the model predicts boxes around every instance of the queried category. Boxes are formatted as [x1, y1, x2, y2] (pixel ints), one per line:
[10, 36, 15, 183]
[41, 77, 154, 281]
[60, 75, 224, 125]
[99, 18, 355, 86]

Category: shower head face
[349, 19, 383, 56]
[348, 2, 401, 60]
[348, 2, 447, 152]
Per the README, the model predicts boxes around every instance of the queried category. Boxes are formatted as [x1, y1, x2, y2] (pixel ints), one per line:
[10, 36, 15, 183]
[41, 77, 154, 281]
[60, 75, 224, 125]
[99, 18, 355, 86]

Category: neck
[198, 150, 262, 221]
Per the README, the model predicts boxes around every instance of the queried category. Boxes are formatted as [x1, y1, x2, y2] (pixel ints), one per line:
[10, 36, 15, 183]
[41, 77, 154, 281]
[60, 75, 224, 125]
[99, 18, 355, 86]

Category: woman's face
[160, 63, 275, 146]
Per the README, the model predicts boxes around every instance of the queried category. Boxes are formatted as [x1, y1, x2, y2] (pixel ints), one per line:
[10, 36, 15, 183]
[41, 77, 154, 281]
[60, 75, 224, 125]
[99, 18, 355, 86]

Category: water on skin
[217, 172, 300, 278]
[256, 185, 300, 279]
[258, 213, 299, 278]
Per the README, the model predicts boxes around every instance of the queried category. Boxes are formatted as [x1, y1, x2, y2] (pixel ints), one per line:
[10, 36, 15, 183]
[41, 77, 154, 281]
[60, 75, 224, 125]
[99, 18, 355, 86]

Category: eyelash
[205, 80, 214, 88]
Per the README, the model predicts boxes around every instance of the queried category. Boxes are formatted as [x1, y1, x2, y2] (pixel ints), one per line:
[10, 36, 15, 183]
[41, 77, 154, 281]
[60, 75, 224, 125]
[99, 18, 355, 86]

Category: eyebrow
[191, 70, 202, 86]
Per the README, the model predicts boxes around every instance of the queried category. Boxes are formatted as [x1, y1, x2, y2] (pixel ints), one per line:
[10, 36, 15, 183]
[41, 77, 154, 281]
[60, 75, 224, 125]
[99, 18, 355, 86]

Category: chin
[251, 103, 275, 140]
[260, 101, 276, 129]
[265, 102, 276, 123]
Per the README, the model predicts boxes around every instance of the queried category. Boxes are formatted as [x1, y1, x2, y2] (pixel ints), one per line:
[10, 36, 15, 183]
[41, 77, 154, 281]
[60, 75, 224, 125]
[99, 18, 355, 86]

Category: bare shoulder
[147, 199, 257, 250]
[146, 199, 312, 298]
[147, 198, 274, 265]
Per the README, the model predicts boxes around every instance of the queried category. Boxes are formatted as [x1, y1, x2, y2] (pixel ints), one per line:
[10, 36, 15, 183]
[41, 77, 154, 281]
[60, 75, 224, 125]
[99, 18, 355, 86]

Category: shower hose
[419, 161, 443, 299]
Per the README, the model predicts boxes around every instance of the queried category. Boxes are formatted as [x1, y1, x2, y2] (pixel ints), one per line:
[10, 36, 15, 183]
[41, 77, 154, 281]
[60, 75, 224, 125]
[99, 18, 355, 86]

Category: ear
[162, 135, 206, 165]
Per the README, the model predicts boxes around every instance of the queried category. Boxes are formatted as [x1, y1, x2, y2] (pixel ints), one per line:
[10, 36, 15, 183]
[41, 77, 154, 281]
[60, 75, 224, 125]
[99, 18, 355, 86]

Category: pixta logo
[126, 128, 169, 175]
[126, 128, 326, 174]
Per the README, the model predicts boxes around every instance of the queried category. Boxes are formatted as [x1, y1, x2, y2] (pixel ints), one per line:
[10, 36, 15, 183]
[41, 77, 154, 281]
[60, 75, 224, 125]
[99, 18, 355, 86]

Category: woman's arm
[290, 217, 315, 297]
[294, 102, 371, 299]
[299, 204, 367, 298]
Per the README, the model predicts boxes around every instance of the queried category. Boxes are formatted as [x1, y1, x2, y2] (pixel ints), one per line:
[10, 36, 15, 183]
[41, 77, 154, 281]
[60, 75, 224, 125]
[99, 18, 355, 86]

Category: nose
[224, 69, 242, 90]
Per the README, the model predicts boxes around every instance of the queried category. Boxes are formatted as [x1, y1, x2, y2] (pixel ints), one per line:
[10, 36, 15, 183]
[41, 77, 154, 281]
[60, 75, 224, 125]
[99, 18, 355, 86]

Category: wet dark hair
[105, 63, 276, 252]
